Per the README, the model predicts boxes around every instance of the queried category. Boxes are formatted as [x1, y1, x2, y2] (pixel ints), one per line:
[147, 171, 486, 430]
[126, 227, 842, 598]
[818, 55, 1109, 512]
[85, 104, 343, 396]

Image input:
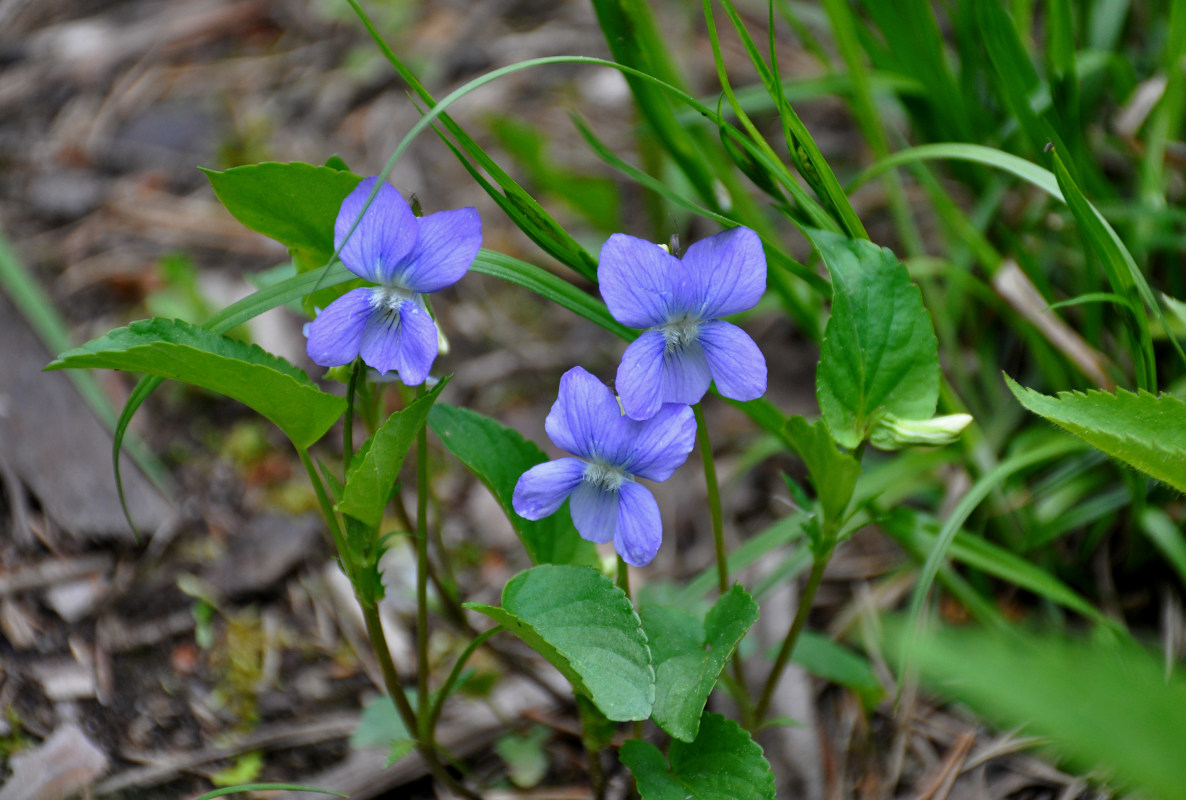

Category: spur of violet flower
[305, 176, 481, 385]
[512, 366, 696, 567]
[598, 227, 767, 420]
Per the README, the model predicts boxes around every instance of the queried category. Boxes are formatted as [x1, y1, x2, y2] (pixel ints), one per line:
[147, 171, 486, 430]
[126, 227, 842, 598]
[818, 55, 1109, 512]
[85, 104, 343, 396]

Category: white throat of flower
[583, 460, 630, 492]
[371, 285, 417, 314]
[659, 315, 701, 353]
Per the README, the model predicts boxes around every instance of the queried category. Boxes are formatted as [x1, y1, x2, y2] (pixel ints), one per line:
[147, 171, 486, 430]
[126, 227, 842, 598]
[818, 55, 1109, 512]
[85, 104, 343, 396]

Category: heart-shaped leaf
[642, 585, 759, 741]
[808, 228, 940, 449]
[466, 565, 653, 721]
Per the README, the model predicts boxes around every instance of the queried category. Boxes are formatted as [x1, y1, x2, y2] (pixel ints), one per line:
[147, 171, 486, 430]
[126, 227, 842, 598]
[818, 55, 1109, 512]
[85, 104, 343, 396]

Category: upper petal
[621, 403, 696, 482]
[305, 287, 373, 367]
[513, 457, 587, 520]
[597, 233, 684, 328]
[358, 298, 439, 385]
[616, 330, 667, 422]
[614, 481, 662, 567]
[545, 366, 624, 460]
[335, 177, 419, 284]
[394, 207, 482, 293]
[681, 227, 766, 318]
[569, 479, 618, 544]
[699, 320, 767, 401]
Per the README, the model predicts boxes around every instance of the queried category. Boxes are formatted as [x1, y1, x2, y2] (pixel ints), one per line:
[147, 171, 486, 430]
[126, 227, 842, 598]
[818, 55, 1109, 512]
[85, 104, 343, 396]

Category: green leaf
[620, 712, 776, 800]
[494, 726, 550, 789]
[428, 404, 597, 567]
[782, 416, 860, 530]
[47, 318, 345, 449]
[790, 632, 883, 707]
[895, 624, 1186, 800]
[808, 229, 940, 448]
[351, 695, 414, 767]
[465, 565, 653, 721]
[202, 161, 365, 314]
[202, 162, 362, 273]
[339, 379, 449, 531]
[110, 262, 356, 533]
[1006, 377, 1186, 493]
[642, 585, 759, 742]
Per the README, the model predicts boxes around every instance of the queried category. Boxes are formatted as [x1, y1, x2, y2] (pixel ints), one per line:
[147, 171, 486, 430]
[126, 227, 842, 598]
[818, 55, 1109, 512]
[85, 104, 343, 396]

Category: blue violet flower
[512, 366, 696, 567]
[305, 177, 481, 385]
[598, 227, 767, 420]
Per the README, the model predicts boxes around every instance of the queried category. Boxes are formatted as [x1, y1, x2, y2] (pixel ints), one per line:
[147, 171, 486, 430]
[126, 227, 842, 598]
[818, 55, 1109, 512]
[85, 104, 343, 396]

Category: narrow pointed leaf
[808, 229, 940, 448]
[339, 378, 449, 531]
[1007, 376, 1186, 493]
[48, 318, 345, 449]
[465, 565, 653, 721]
[620, 712, 775, 800]
[642, 585, 759, 741]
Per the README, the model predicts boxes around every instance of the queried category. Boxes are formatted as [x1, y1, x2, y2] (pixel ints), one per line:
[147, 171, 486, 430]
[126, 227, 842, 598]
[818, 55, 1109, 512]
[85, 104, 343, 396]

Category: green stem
[616, 554, 631, 597]
[361, 602, 480, 800]
[343, 360, 362, 466]
[296, 447, 348, 560]
[694, 404, 753, 722]
[427, 626, 503, 736]
[753, 547, 832, 723]
[694, 404, 728, 594]
[415, 387, 431, 737]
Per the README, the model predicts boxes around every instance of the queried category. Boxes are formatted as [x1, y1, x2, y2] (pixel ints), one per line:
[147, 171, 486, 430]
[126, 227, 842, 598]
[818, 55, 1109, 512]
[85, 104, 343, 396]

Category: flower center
[371, 285, 415, 313]
[659, 315, 701, 352]
[583, 460, 630, 492]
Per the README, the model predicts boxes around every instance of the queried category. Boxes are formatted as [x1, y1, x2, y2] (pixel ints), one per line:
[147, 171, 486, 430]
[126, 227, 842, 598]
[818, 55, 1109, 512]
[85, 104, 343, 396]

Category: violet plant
[44, 1, 1186, 798]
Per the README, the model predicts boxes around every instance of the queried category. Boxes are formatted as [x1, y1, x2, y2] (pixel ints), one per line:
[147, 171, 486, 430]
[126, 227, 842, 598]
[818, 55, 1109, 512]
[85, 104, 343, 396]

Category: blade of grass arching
[885, 509, 1117, 628]
[0, 226, 173, 495]
[469, 250, 632, 340]
[817, 0, 923, 256]
[1051, 149, 1157, 390]
[854, 143, 1186, 374]
[347, 0, 598, 282]
[902, 436, 1088, 662]
[690, 71, 926, 124]
[432, 131, 600, 281]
